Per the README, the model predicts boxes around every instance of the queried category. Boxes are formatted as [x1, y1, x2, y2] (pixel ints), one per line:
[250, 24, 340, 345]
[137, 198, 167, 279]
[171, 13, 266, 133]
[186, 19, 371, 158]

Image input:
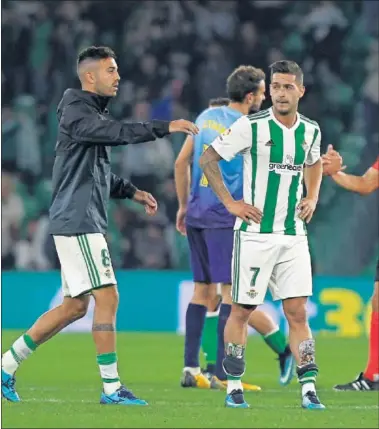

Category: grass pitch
[2, 331, 378, 428]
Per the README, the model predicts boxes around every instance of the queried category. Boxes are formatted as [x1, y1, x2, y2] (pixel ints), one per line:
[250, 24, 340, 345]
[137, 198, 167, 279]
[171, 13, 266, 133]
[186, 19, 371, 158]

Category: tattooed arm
[199, 146, 262, 224]
[199, 146, 235, 208]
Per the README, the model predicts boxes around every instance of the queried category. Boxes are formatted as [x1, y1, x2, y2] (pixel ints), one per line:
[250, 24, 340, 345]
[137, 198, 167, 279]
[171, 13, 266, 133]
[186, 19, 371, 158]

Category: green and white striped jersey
[211, 107, 321, 235]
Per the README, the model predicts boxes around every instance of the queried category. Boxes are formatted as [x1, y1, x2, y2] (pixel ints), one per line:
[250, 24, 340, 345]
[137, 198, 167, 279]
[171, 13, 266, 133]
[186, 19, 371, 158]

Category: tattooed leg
[299, 339, 316, 365]
[92, 286, 119, 355]
[91, 286, 125, 395]
[223, 303, 255, 398]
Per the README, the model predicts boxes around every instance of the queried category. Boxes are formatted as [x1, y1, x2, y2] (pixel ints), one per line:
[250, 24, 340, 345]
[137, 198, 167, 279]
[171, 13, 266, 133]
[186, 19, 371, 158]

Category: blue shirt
[186, 106, 243, 229]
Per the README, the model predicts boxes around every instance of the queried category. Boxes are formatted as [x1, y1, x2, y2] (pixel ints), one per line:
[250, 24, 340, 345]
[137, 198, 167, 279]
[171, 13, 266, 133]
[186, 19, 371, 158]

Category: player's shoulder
[196, 106, 224, 122]
[246, 108, 271, 123]
[299, 112, 320, 129]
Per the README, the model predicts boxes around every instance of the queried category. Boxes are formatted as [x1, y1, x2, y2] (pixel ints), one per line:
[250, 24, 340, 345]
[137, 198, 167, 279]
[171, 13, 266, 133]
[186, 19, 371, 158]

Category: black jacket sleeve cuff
[151, 120, 170, 138]
[124, 182, 137, 199]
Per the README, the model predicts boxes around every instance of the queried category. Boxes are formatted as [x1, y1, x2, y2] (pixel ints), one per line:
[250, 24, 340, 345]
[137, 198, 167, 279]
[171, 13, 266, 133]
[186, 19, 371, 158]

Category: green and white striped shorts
[53, 233, 116, 298]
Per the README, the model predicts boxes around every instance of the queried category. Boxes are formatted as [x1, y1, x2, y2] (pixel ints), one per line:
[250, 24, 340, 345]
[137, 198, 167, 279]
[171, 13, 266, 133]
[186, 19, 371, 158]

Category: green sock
[263, 328, 287, 355]
[298, 369, 318, 385]
[201, 312, 219, 365]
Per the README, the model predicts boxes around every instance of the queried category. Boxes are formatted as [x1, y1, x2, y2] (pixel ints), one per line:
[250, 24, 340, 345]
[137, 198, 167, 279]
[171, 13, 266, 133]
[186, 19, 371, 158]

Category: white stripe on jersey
[273, 128, 296, 234]
[251, 118, 271, 233]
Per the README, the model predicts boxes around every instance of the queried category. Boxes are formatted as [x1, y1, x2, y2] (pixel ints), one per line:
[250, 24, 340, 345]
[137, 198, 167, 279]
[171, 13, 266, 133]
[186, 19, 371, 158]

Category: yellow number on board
[320, 289, 363, 337]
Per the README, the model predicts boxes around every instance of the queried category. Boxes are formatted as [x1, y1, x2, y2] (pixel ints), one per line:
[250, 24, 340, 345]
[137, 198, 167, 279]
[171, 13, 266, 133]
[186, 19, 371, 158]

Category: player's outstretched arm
[331, 165, 379, 195]
[174, 135, 194, 235]
[62, 102, 198, 146]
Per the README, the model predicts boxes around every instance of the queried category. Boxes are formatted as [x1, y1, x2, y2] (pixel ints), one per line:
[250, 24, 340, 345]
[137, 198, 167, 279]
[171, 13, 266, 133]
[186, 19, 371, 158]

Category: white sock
[2, 351, 19, 375]
[103, 380, 122, 395]
[2, 335, 36, 375]
[183, 366, 201, 376]
[302, 382, 316, 396]
[227, 378, 243, 394]
[97, 355, 121, 395]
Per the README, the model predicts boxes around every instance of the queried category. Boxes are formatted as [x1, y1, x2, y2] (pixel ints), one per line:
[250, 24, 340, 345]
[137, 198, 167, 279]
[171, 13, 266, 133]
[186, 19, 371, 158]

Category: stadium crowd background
[2, 0, 378, 276]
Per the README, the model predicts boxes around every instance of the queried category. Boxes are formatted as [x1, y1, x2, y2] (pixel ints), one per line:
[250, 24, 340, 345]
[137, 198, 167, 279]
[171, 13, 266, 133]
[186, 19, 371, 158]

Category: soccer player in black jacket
[1, 46, 198, 405]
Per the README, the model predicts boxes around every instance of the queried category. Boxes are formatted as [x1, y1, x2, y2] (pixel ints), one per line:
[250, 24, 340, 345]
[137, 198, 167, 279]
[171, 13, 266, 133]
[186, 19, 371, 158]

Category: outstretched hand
[133, 190, 158, 216]
[322, 145, 346, 176]
[169, 119, 199, 136]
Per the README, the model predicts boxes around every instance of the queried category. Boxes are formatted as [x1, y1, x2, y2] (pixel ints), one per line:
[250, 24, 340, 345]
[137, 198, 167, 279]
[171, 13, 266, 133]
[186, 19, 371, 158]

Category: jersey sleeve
[305, 127, 321, 166]
[372, 156, 379, 170]
[211, 116, 252, 161]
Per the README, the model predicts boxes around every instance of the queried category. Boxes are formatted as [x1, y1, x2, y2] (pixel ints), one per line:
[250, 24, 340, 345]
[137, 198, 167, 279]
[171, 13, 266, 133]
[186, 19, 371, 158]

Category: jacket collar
[76, 89, 111, 112]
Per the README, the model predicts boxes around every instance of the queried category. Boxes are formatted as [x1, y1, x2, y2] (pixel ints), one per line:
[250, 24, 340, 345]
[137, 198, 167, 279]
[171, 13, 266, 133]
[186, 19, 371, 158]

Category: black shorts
[376, 258, 379, 282]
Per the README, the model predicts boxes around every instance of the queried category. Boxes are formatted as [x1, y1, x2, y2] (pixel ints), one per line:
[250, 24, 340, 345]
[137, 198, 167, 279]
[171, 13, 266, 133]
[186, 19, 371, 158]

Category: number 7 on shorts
[250, 267, 260, 287]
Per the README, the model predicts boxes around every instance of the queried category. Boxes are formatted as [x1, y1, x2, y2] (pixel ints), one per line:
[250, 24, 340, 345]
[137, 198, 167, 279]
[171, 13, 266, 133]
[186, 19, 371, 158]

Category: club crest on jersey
[269, 153, 303, 176]
[285, 154, 294, 164]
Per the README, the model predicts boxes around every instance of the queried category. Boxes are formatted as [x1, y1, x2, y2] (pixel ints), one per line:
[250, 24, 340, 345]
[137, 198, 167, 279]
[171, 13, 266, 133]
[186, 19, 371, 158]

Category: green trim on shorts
[232, 231, 241, 302]
[77, 235, 100, 288]
[92, 283, 116, 291]
[83, 235, 101, 287]
[232, 232, 237, 302]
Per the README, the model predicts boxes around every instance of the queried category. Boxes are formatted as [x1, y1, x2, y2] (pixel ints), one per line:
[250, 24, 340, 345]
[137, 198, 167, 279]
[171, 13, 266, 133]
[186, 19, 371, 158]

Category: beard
[248, 103, 261, 114]
[274, 100, 295, 115]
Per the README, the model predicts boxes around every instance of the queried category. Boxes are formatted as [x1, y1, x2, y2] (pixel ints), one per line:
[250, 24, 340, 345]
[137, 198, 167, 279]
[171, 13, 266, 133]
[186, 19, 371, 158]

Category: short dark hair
[269, 60, 303, 84]
[226, 66, 265, 103]
[77, 46, 116, 65]
[209, 97, 230, 107]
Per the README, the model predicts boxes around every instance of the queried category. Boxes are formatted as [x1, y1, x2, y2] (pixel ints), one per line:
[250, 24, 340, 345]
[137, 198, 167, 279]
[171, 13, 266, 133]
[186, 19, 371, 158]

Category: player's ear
[86, 70, 96, 85]
[245, 92, 253, 104]
[299, 85, 305, 99]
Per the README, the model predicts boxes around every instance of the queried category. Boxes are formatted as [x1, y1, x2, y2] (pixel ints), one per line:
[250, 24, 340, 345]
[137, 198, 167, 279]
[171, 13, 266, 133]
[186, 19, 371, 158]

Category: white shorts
[231, 231, 312, 305]
[53, 233, 117, 298]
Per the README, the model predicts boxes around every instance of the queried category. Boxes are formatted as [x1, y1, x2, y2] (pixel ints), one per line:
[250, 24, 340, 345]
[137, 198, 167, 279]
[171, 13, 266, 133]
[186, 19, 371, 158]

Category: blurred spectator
[14, 215, 51, 270]
[195, 42, 234, 110]
[234, 22, 267, 69]
[131, 222, 171, 269]
[1, 0, 374, 275]
[2, 172, 24, 269]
